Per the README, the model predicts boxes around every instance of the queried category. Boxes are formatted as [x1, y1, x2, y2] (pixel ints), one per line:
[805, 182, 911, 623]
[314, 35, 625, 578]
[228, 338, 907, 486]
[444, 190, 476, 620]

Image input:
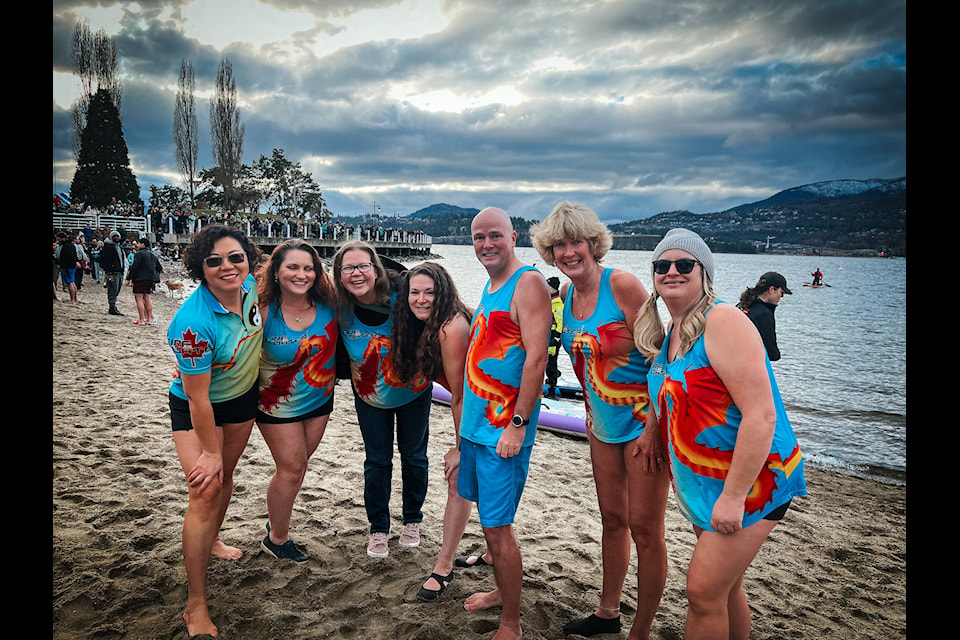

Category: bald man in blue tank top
[458, 207, 552, 640]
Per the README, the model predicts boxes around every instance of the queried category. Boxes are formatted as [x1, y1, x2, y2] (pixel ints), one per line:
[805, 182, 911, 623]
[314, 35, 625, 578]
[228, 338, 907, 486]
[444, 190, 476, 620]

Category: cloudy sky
[51, 0, 906, 222]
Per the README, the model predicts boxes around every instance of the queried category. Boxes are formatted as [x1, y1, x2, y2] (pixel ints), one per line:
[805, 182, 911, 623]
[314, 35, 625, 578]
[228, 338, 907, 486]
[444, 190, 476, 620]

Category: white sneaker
[398, 522, 421, 548]
[367, 532, 389, 558]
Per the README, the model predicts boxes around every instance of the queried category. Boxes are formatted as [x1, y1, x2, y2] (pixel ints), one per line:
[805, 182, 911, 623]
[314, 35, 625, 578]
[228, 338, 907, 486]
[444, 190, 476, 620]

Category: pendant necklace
[284, 301, 312, 324]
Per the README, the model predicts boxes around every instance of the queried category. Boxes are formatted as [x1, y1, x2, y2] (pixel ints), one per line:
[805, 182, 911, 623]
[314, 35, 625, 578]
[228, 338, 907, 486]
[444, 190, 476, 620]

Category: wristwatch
[511, 414, 530, 428]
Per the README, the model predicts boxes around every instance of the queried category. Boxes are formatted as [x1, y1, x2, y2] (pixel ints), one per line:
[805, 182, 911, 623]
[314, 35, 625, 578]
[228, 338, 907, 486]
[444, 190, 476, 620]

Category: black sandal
[454, 554, 492, 568]
[416, 571, 454, 602]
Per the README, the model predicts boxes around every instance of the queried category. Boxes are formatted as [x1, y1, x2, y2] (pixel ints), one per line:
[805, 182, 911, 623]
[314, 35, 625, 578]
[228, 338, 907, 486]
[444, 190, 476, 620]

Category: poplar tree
[210, 58, 245, 212]
[71, 19, 121, 160]
[174, 59, 199, 206]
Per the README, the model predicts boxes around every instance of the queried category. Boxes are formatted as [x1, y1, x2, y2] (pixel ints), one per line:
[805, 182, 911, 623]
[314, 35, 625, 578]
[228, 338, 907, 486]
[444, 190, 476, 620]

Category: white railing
[52, 212, 149, 233]
[53, 211, 432, 246]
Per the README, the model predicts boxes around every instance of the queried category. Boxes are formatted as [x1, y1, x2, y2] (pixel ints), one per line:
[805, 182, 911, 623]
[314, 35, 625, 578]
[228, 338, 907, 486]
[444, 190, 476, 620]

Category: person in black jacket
[126, 237, 163, 325]
[98, 230, 127, 316]
[737, 272, 792, 361]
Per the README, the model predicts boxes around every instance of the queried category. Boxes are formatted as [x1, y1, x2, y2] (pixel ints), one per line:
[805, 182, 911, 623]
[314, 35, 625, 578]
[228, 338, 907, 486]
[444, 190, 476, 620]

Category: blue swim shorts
[60, 267, 76, 284]
[457, 438, 533, 528]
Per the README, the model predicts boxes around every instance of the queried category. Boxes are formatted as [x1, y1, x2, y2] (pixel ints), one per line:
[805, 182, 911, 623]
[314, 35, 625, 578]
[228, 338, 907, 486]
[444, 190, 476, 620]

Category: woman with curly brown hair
[391, 262, 488, 601]
[255, 239, 339, 563]
[166, 224, 263, 637]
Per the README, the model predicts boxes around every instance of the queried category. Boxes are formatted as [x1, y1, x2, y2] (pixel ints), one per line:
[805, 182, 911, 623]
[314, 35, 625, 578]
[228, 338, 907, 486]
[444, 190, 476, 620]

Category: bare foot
[464, 589, 503, 611]
[491, 626, 522, 640]
[183, 606, 218, 637]
[210, 538, 242, 560]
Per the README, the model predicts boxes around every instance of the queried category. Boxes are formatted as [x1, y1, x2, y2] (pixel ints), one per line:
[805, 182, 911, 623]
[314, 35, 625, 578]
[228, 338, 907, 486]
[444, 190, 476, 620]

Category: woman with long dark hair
[255, 239, 338, 562]
[736, 272, 792, 362]
[391, 262, 482, 602]
[166, 224, 263, 637]
[333, 240, 432, 558]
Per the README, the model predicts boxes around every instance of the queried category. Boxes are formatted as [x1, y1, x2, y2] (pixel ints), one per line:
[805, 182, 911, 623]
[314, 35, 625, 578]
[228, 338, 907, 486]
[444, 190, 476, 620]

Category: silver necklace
[574, 266, 602, 319]
[284, 301, 312, 323]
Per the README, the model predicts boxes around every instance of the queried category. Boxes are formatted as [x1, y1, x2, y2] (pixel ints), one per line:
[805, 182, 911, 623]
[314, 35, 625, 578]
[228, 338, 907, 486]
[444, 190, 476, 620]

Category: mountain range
[341, 177, 907, 255]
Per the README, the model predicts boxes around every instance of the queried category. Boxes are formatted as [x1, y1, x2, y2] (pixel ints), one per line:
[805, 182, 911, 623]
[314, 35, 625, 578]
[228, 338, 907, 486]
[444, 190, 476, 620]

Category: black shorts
[132, 281, 155, 294]
[169, 382, 259, 432]
[763, 499, 792, 521]
[256, 394, 334, 424]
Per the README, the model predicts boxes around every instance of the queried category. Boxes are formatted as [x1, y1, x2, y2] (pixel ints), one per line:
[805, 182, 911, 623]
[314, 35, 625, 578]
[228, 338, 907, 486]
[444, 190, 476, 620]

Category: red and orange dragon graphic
[569, 323, 650, 423]
[351, 334, 429, 401]
[260, 319, 337, 412]
[464, 311, 523, 429]
[658, 367, 802, 515]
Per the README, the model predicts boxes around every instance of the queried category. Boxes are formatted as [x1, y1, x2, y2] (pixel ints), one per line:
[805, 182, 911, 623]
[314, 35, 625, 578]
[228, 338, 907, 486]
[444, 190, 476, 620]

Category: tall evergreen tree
[70, 88, 141, 209]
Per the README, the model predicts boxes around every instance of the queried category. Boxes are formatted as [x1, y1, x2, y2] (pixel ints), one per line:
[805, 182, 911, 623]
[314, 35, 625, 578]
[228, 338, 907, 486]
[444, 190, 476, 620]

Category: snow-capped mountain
[729, 177, 906, 211]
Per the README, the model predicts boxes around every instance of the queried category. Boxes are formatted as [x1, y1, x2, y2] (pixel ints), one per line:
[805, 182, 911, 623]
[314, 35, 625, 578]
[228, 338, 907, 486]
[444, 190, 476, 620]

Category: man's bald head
[471, 207, 513, 234]
[471, 206, 520, 281]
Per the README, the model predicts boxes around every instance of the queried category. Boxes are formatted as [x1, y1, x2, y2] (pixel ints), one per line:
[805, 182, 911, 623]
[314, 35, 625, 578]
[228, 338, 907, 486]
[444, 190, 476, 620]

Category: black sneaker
[261, 535, 308, 563]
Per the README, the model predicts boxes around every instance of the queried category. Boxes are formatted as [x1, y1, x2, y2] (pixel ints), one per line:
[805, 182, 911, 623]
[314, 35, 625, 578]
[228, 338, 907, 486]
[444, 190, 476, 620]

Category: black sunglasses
[652, 258, 699, 275]
[204, 251, 247, 268]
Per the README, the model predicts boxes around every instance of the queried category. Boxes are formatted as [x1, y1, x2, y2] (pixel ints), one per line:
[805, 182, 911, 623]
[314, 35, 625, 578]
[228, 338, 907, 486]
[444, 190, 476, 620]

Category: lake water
[420, 243, 907, 486]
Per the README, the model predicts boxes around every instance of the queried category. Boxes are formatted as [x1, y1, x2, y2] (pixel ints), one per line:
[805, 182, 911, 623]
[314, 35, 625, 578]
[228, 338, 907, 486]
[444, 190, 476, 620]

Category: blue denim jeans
[354, 387, 432, 533]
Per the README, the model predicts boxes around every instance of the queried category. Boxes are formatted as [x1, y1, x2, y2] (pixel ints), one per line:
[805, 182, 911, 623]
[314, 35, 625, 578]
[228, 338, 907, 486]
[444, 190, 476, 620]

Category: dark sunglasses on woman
[204, 251, 247, 268]
[652, 258, 699, 275]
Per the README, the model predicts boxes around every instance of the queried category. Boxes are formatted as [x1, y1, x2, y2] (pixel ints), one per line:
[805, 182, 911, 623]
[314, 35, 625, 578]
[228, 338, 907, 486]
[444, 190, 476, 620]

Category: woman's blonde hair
[529, 201, 613, 266]
[634, 265, 717, 362]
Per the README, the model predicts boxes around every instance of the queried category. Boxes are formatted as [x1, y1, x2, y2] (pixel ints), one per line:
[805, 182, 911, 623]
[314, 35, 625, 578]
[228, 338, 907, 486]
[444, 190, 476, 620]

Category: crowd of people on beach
[53, 226, 162, 315]
[69, 201, 804, 640]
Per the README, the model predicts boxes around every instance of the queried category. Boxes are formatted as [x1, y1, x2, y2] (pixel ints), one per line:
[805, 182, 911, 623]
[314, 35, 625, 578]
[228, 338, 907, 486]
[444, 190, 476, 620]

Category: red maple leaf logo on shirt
[172, 328, 211, 366]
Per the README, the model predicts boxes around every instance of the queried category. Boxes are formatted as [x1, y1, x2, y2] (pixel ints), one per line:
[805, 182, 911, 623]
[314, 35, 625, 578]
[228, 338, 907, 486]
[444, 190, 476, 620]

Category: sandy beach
[52, 276, 907, 639]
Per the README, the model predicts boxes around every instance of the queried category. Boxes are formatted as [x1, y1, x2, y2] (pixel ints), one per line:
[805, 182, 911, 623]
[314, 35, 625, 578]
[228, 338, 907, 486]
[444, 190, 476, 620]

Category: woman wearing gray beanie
[632, 228, 807, 639]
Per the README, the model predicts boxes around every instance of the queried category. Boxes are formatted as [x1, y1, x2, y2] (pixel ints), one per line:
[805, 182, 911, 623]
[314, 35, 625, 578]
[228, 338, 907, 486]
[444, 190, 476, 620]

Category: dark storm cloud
[52, 0, 905, 221]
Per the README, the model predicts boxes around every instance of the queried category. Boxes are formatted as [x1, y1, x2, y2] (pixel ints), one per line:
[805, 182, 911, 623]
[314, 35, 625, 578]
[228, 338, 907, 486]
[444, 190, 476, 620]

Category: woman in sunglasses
[255, 240, 338, 563]
[633, 228, 807, 640]
[391, 262, 484, 602]
[166, 224, 264, 637]
[332, 240, 433, 559]
[530, 202, 669, 639]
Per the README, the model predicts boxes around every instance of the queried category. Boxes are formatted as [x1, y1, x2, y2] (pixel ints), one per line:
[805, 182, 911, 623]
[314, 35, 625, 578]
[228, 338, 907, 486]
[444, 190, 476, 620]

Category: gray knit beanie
[652, 228, 715, 282]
